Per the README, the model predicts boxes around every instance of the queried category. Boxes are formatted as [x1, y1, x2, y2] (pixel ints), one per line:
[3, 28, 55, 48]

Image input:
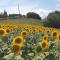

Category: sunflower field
[0, 24, 59, 60]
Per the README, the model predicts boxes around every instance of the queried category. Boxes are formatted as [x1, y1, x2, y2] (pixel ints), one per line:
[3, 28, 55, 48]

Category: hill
[0, 18, 42, 25]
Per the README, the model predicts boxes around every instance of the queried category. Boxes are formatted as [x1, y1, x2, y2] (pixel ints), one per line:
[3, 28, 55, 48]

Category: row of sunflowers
[0, 24, 60, 60]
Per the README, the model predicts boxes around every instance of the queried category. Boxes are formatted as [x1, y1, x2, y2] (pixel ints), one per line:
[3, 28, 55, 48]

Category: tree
[3, 10, 8, 18]
[26, 12, 41, 20]
[47, 11, 60, 23]
[0, 10, 8, 19]
[45, 11, 60, 28]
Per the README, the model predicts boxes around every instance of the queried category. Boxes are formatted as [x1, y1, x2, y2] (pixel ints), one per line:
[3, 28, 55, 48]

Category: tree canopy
[26, 12, 41, 20]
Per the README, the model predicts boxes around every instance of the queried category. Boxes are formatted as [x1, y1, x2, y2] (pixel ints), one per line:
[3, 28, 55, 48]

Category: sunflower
[12, 36, 23, 47]
[46, 30, 50, 33]
[52, 31, 58, 38]
[21, 31, 27, 37]
[5, 28, 11, 33]
[39, 29, 42, 32]
[12, 44, 20, 54]
[41, 41, 48, 50]
[43, 35, 48, 42]
[0, 25, 1, 28]
[0, 28, 6, 36]
[57, 34, 60, 44]
[58, 35, 60, 39]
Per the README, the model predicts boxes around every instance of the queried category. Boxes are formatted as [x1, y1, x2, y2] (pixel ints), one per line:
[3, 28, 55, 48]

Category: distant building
[8, 14, 22, 19]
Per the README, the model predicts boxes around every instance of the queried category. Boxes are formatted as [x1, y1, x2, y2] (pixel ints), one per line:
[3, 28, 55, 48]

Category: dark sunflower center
[44, 37, 47, 40]
[0, 30, 5, 35]
[42, 42, 46, 48]
[53, 32, 57, 36]
[12, 45, 20, 53]
[59, 36, 60, 40]
[15, 38, 21, 44]
[22, 32, 27, 35]
[6, 29, 10, 33]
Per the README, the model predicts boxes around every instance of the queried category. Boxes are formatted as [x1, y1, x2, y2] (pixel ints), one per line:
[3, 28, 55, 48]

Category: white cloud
[32, 9, 53, 19]
[21, 8, 53, 19]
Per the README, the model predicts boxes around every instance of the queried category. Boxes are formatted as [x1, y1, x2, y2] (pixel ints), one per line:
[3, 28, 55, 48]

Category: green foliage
[47, 11, 60, 23]
[36, 45, 42, 53]
[45, 53, 56, 60]
[43, 11, 60, 28]
[26, 12, 41, 20]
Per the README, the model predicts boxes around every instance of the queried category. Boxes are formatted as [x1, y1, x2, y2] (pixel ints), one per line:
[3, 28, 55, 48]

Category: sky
[0, 0, 60, 18]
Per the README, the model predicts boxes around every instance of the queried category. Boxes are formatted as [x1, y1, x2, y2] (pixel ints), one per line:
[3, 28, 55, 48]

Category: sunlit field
[0, 19, 59, 60]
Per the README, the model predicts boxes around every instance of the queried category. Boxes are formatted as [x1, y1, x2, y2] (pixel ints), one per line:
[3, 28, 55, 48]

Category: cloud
[32, 9, 53, 19]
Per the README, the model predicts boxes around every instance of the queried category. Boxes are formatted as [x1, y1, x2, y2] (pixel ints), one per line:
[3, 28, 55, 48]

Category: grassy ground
[0, 18, 42, 25]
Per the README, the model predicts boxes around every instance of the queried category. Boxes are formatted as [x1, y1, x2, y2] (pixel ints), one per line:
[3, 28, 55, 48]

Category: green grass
[0, 18, 42, 25]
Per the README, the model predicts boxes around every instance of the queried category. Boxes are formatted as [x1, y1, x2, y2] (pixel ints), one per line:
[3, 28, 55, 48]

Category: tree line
[0, 10, 41, 20]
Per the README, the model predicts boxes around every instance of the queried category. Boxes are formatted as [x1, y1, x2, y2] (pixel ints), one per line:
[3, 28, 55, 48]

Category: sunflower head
[52, 31, 58, 37]
[0, 28, 6, 36]
[0, 25, 1, 28]
[43, 35, 48, 42]
[47, 30, 50, 33]
[21, 31, 27, 37]
[58, 35, 60, 40]
[6, 28, 10, 33]
[39, 29, 42, 32]
[57, 34, 60, 44]
[12, 36, 23, 47]
[41, 41, 48, 51]
[12, 44, 20, 54]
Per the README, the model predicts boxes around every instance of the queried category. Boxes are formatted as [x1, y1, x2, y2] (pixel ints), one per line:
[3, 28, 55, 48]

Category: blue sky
[0, 0, 60, 18]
